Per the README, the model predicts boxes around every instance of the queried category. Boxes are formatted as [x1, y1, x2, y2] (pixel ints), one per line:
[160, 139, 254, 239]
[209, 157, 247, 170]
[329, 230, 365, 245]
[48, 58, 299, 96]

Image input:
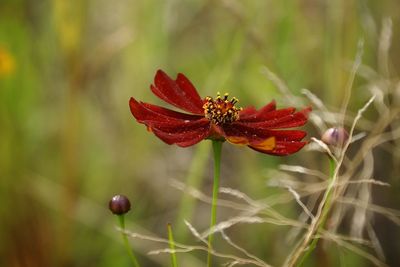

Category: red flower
[129, 70, 311, 156]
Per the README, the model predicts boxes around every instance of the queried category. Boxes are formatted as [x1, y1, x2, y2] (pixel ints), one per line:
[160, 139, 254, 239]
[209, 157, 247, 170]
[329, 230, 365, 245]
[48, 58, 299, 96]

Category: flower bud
[109, 195, 131, 215]
[321, 127, 349, 147]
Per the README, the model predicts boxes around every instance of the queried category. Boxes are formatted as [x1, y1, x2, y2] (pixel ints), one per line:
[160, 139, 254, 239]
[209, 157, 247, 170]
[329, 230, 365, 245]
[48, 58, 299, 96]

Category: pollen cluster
[203, 93, 242, 125]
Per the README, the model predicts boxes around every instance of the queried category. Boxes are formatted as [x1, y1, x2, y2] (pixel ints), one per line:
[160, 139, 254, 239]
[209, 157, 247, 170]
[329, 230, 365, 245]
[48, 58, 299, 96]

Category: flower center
[203, 93, 242, 125]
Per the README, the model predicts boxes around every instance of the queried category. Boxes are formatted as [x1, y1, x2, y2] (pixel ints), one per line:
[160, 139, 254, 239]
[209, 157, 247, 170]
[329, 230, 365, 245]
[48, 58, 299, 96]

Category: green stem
[167, 223, 179, 267]
[297, 158, 337, 267]
[207, 140, 223, 267]
[118, 215, 141, 267]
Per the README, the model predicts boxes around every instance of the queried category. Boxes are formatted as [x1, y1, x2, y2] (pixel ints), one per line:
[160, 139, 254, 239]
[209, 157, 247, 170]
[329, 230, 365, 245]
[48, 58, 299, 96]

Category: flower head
[130, 70, 311, 156]
[109, 195, 131, 215]
[321, 127, 349, 147]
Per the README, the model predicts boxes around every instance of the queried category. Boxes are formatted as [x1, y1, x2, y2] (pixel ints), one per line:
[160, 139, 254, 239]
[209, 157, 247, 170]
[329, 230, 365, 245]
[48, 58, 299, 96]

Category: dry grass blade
[301, 88, 336, 127]
[286, 186, 315, 220]
[336, 179, 390, 187]
[337, 197, 400, 225]
[350, 151, 374, 238]
[170, 179, 250, 211]
[184, 220, 208, 245]
[284, 95, 376, 267]
[367, 222, 386, 261]
[260, 66, 303, 106]
[310, 137, 337, 162]
[220, 230, 269, 266]
[123, 229, 272, 266]
[201, 216, 264, 239]
[219, 187, 260, 207]
[279, 164, 328, 180]
[327, 234, 389, 267]
[378, 18, 392, 77]
[340, 95, 376, 160]
[340, 39, 364, 124]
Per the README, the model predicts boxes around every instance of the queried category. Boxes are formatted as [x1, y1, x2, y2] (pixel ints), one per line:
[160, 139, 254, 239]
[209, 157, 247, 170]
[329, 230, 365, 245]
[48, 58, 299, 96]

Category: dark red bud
[109, 195, 131, 215]
[321, 127, 349, 147]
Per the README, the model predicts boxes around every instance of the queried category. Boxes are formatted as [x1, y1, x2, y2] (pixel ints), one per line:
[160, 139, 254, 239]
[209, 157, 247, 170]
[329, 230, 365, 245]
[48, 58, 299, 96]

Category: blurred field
[1, 0, 400, 266]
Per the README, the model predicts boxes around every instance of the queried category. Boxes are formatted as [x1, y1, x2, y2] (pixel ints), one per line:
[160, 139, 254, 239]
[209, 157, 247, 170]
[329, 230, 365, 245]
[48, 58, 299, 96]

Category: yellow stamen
[203, 93, 242, 125]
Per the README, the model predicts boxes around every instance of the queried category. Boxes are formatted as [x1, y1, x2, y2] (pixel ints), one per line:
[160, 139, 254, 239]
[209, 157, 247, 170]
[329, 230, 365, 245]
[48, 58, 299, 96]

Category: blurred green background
[1, 0, 399, 266]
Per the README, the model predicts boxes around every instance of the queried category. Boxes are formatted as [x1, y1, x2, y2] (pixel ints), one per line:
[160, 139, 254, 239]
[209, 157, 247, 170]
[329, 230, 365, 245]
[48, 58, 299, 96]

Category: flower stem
[207, 140, 223, 267]
[167, 223, 179, 267]
[297, 158, 337, 266]
[117, 215, 141, 267]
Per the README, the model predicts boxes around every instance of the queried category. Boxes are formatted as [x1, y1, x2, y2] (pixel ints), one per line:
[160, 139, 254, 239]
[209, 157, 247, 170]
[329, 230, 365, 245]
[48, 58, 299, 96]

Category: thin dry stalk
[126, 223, 274, 267]
[286, 186, 315, 221]
[326, 233, 389, 267]
[339, 39, 364, 125]
[279, 164, 328, 180]
[220, 230, 268, 266]
[284, 95, 376, 267]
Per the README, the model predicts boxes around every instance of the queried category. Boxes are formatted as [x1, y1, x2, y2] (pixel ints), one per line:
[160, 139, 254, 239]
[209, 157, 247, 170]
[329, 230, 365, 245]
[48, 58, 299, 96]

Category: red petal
[223, 121, 308, 155]
[265, 130, 307, 141]
[225, 128, 307, 155]
[129, 98, 202, 123]
[239, 101, 277, 121]
[176, 73, 204, 109]
[149, 119, 210, 133]
[250, 141, 307, 156]
[237, 107, 311, 129]
[271, 107, 311, 128]
[152, 126, 210, 147]
[139, 101, 203, 121]
[222, 123, 264, 143]
[238, 106, 257, 117]
[150, 70, 204, 114]
[240, 107, 294, 122]
[223, 123, 306, 142]
[130, 97, 210, 146]
[256, 107, 296, 121]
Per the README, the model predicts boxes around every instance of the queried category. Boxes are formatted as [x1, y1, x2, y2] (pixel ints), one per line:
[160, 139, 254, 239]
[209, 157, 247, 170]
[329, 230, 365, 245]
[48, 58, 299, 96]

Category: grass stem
[297, 158, 337, 266]
[118, 215, 141, 267]
[167, 223, 179, 267]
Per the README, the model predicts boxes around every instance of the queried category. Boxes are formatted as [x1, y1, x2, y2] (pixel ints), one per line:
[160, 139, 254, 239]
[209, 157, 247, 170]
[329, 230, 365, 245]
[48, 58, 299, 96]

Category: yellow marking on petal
[252, 137, 276, 151]
[227, 136, 249, 146]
